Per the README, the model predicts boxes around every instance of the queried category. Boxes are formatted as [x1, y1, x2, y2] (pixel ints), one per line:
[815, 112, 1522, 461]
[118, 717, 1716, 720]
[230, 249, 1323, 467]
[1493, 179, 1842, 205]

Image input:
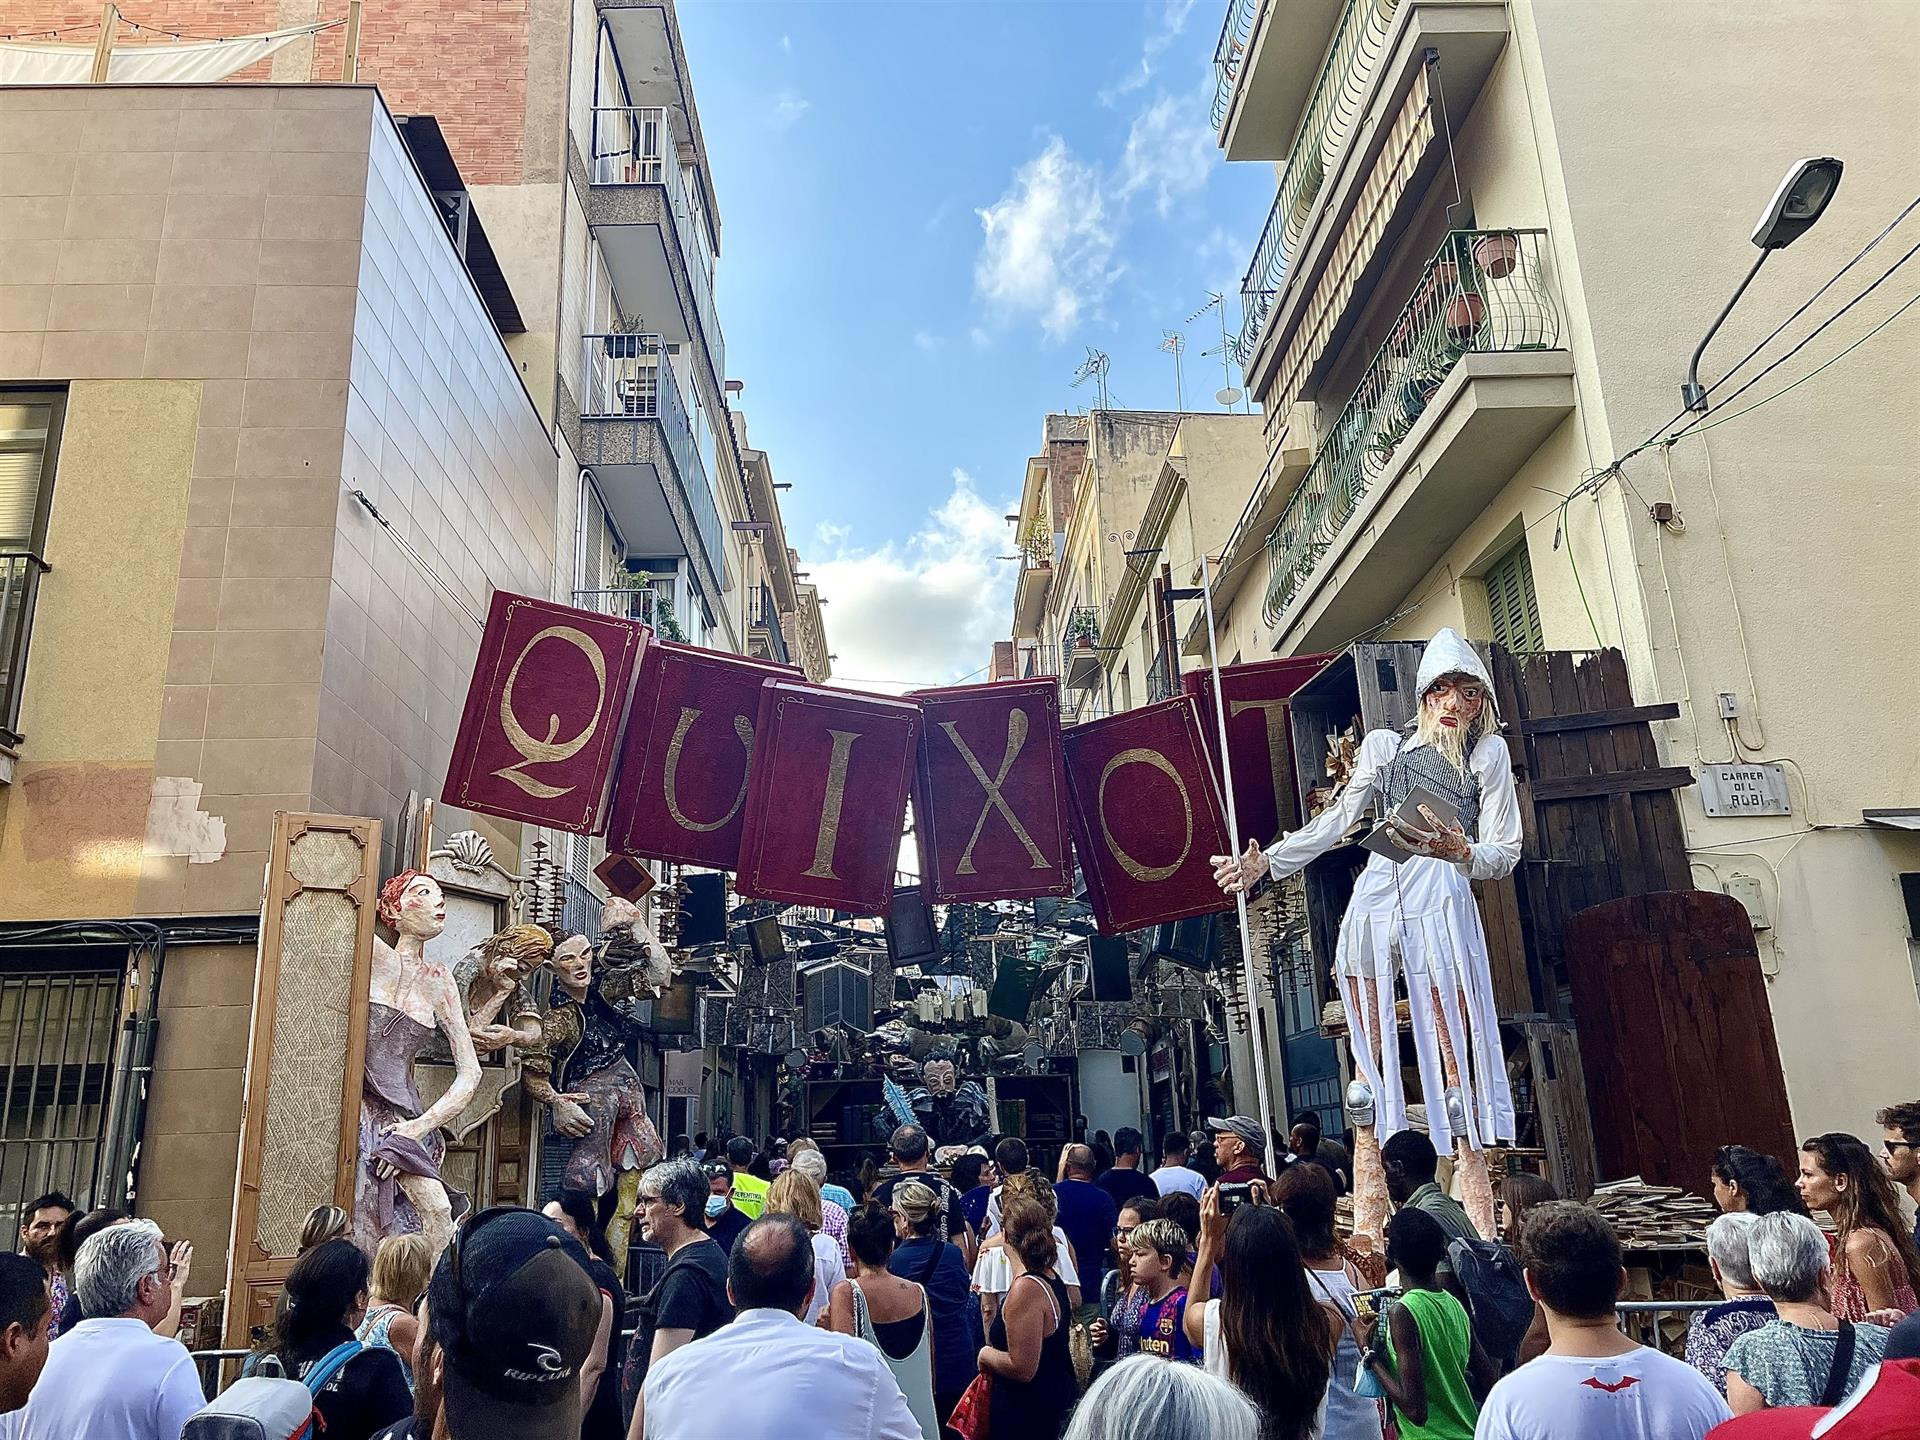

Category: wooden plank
[1529, 768, 1696, 802]
[1514, 703, 1680, 735]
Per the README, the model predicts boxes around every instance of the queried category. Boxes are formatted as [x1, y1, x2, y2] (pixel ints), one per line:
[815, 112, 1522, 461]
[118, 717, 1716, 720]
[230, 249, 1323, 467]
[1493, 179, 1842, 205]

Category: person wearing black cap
[374, 1206, 601, 1440]
[641, 1214, 921, 1440]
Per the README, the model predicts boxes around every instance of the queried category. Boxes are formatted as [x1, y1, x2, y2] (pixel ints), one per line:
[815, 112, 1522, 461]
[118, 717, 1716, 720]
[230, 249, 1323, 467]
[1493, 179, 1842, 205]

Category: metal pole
[1199, 553, 1276, 1133]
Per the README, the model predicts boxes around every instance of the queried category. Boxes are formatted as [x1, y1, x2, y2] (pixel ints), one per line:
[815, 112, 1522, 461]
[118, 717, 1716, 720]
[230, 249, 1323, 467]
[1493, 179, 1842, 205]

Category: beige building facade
[1202, 0, 1920, 1139]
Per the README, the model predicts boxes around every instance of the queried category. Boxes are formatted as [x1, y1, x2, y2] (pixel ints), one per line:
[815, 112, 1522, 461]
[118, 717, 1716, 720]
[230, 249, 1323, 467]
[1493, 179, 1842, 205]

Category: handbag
[948, 1371, 992, 1440]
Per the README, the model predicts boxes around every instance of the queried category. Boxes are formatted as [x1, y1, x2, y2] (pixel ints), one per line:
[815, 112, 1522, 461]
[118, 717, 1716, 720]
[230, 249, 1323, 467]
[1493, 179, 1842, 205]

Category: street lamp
[1681, 156, 1843, 412]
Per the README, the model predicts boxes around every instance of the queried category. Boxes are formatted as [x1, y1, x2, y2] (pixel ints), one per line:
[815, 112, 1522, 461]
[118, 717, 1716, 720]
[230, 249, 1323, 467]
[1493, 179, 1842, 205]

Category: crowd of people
[0, 1099, 1914, 1439]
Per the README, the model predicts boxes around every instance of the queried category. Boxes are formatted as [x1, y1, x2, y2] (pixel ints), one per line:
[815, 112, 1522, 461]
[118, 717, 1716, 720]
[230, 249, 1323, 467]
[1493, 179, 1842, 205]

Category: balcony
[1212, 0, 1351, 162]
[576, 333, 725, 604]
[1235, 1, 1511, 381]
[1062, 607, 1104, 691]
[586, 105, 724, 384]
[1146, 646, 1179, 704]
[1012, 523, 1055, 638]
[573, 584, 660, 627]
[748, 584, 791, 667]
[0, 552, 49, 751]
[1262, 230, 1574, 649]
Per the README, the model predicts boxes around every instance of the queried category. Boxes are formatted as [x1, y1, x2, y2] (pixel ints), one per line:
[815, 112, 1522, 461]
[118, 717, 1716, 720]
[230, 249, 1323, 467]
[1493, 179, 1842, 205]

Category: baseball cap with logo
[427, 1206, 603, 1440]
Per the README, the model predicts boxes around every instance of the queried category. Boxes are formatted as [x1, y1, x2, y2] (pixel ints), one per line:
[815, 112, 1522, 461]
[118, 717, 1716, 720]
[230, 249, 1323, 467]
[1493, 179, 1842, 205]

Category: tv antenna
[1070, 347, 1111, 411]
[1159, 330, 1185, 413]
[1188, 292, 1246, 412]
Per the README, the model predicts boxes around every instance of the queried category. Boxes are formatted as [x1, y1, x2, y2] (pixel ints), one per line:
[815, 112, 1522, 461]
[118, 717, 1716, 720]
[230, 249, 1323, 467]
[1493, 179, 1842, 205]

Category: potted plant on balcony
[1472, 230, 1519, 279]
[1064, 610, 1099, 652]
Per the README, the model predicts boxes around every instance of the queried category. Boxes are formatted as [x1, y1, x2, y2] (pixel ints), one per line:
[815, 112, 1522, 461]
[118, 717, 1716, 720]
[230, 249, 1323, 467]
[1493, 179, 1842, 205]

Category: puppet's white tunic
[1263, 728, 1522, 1151]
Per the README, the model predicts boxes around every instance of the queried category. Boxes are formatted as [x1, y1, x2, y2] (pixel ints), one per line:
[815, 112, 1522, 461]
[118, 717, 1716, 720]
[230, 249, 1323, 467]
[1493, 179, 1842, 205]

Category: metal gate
[0, 964, 124, 1219]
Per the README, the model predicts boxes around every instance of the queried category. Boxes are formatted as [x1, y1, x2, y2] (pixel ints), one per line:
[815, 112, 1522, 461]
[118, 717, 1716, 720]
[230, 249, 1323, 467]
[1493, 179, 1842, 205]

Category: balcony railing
[1210, 0, 1264, 129]
[1018, 642, 1058, 680]
[749, 584, 790, 666]
[1262, 229, 1561, 625]
[1146, 646, 1179, 704]
[1237, 0, 1402, 363]
[572, 585, 659, 627]
[579, 332, 725, 587]
[589, 104, 724, 381]
[0, 552, 49, 749]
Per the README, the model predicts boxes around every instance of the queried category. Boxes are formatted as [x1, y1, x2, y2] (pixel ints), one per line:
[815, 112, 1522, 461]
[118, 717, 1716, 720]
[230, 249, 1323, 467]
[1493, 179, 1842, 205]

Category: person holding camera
[1184, 1184, 1341, 1440]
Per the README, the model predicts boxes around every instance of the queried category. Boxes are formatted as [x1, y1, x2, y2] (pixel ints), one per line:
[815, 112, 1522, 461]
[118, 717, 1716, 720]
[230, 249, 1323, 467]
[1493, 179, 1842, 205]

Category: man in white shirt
[1150, 1132, 1206, 1200]
[643, 1215, 920, 1440]
[1475, 1203, 1730, 1440]
[16, 1219, 204, 1440]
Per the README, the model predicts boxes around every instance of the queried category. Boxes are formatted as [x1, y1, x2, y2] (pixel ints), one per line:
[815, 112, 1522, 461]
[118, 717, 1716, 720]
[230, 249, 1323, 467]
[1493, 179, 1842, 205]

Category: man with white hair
[1686, 1212, 1775, 1395]
[14, 1218, 203, 1440]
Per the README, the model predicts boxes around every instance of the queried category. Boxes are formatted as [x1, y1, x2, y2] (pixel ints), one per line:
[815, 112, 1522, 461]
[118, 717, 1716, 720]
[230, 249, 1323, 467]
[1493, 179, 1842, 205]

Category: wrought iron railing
[1210, 0, 1264, 129]
[1262, 229, 1560, 625]
[1062, 606, 1101, 654]
[1146, 646, 1178, 703]
[579, 333, 725, 586]
[1237, 0, 1402, 363]
[749, 584, 790, 666]
[588, 104, 724, 382]
[0, 552, 50, 748]
[1019, 641, 1058, 680]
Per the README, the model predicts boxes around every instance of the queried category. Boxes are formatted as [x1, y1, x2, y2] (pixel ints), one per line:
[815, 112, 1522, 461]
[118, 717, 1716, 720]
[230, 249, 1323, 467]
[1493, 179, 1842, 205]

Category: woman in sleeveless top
[980, 1196, 1079, 1440]
[829, 1203, 940, 1440]
[355, 1233, 431, 1387]
[1272, 1164, 1385, 1439]
[1797, 1133, 1920, 1320]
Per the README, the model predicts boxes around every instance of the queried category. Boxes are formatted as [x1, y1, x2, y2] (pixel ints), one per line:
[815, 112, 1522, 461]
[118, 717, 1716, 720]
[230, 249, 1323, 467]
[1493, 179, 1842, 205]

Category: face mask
[706, 1195, 728, 1220]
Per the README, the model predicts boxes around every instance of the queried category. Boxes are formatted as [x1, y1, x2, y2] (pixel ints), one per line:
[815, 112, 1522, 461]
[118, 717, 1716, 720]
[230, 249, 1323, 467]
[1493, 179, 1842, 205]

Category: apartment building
[1204, 0, 1919, 1138]
[0, 0, 827, 1269]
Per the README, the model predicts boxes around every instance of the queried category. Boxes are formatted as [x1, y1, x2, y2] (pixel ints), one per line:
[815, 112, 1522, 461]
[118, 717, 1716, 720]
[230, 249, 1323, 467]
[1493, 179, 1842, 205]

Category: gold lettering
[663, 707, 756, 833]
[1096, 746, 1194, 884]
[942, 712, 1049, 875]
[492, 625, 607, 799]
[1227, 697, 1293, 822]
[802, 729, 861, 879]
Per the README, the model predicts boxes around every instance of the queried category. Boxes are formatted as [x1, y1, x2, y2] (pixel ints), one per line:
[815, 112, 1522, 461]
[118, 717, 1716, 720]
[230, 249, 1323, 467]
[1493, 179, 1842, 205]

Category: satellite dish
[1118, 1028, 1149, 1057]
[1215, 386, 1244, 407]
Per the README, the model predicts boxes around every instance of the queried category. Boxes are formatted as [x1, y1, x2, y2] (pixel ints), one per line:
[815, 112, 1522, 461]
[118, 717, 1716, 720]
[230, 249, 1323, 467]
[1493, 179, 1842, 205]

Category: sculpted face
[1423, 672, 1485, 733]
[393, 876, 446, 941]
[923, 1059, 958, 1096]
[553, 935, 594, 991]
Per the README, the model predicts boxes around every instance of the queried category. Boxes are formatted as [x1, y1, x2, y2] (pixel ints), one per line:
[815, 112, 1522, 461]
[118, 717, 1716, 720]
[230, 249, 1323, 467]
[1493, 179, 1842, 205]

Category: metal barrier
[1615, 1299, 1718, 1356]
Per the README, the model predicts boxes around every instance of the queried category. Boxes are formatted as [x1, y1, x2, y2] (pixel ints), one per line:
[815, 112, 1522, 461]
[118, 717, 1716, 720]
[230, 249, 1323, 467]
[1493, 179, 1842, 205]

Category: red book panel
[910, 678, 1074, 904]
[1183, 654, 1331, 846]
[737, 682, 921, 916]
[1060, 695, 1231, 936]
[441, 591, 647, 834]
[605, 642, 802, 869]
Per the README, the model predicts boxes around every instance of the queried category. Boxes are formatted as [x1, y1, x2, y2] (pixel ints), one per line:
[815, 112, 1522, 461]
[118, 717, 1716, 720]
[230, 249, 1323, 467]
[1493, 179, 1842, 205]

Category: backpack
[181, 1340, 363, 1440]
[1446, 1237, 1534, 1367]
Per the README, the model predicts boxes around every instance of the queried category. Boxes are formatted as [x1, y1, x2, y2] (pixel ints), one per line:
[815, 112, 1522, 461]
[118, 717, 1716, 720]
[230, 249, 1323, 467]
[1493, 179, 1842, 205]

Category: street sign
[1699, 763, 1791, 817]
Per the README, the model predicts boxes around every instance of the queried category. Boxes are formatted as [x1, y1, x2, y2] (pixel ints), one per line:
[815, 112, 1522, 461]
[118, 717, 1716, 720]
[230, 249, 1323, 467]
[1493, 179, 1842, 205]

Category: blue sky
[678, 0, 1271, 692]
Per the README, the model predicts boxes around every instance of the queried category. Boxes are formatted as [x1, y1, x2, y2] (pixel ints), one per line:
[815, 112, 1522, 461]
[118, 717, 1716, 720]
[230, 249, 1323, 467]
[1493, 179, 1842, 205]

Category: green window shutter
[1485, 541, 1544, 652]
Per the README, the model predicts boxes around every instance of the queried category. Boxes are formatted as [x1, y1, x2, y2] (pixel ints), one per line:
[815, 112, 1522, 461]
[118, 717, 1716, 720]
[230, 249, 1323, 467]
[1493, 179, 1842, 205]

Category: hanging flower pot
[1446, 292, 1486, 340]
[1473, 231, 1519, 278]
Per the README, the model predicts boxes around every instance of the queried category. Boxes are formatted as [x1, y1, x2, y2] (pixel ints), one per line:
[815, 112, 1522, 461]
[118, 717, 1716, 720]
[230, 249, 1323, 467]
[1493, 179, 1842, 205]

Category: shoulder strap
[304, 1339, 364, 1396]
[1820, 1322, 1857, 1408]
[850, 1280, 872, 1340]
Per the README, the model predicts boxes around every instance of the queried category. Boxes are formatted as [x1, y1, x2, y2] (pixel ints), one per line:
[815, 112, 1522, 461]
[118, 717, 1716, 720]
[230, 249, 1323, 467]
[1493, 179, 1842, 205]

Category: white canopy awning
[0, 21, 333, 86]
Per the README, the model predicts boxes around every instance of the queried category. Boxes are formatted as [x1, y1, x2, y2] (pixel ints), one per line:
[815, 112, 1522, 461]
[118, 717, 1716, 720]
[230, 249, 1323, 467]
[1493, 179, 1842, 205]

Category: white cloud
[771, 89, 811, 129]
[974, 136, 1120, 341]
[968, 326, 992, 350]
[912, 330, 943, 353]
[1116, 91, 1215, 219]
[1099, 0, 1199, 106]
[808, 469, 1016, 694]
[779, 33, 792, 54]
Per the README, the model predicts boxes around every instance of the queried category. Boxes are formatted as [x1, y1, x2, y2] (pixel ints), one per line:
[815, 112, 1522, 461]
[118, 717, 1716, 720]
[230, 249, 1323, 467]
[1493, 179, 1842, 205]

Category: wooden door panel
[1565, 890, 1794, 1191]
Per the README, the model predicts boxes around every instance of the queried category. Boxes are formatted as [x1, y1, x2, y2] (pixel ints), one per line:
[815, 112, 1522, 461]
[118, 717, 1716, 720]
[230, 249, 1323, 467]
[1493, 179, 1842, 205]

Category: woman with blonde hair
[299, 1204, 350, 1255]
[788, 1141, 851, 1269]
[766, 1169, 846, 1325]
[357, 1232, 431, 1383]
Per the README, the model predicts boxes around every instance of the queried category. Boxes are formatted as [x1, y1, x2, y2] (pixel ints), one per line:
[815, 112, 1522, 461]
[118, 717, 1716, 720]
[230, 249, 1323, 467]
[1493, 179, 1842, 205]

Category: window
[0, 392, 63, 552]
[1484, 539, 1544, 652]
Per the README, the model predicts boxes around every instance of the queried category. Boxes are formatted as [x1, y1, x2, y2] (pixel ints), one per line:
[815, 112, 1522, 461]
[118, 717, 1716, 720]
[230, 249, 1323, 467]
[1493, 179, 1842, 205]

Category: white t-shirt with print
[1473, 1345, 1731, 1440]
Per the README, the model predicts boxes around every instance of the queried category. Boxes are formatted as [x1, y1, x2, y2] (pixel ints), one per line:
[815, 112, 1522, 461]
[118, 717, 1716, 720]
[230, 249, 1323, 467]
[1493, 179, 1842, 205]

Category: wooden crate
[1524, 1020, 1597, 1203]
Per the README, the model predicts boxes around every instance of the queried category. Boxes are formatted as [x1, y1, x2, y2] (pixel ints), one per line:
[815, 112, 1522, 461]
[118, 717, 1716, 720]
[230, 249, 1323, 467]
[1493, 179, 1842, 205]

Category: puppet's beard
[1417, 705, 1475, 775]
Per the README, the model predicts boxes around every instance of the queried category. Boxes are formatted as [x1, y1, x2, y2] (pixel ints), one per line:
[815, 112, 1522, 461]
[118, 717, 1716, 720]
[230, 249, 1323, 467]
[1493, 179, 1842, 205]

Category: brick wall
[5, 1, 533, 184]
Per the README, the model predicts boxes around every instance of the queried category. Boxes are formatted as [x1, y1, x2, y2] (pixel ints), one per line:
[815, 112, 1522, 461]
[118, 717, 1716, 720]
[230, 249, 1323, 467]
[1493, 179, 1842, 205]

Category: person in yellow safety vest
[727, 1136, 771, 1219]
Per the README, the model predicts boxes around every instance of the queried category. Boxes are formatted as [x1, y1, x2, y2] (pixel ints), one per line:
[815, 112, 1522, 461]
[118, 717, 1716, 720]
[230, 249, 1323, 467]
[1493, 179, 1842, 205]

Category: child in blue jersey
[1129, 1218, 1202, 1364]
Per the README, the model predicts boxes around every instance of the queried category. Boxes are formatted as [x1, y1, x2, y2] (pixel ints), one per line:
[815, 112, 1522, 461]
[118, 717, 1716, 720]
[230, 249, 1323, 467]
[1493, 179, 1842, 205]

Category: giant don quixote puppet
[1214, 629, 1521, 1245]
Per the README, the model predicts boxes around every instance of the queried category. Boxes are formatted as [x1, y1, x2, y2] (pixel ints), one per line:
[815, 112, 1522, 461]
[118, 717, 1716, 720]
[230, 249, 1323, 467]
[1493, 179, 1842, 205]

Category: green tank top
[1384, 1286, 1477, 1440]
